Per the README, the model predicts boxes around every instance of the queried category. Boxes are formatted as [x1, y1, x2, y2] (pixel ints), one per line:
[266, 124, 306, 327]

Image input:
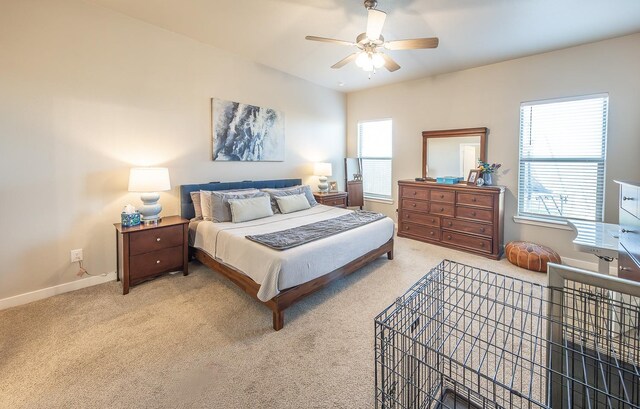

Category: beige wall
[0, 0, 346, 300]
[347, 33, 640, 262]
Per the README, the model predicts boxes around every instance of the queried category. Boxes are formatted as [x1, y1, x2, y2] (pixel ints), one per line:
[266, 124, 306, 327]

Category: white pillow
[228, 195, 274, 223]
[275, 193, 311, 214]
[190, 192, 203, 220]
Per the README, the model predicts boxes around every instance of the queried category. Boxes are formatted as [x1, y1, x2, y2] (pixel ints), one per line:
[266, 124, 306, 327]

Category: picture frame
[329, 181, 338, 192]
[467, 169, 480, 185]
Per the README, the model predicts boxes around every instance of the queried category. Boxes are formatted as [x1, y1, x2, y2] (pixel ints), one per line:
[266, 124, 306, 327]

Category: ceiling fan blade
[305, 36, 355, 47]
[385, 37, 439, 50]
[381, 54, 401, 72]
[331, 53, 358, 69]
[366, 9, 386, 40]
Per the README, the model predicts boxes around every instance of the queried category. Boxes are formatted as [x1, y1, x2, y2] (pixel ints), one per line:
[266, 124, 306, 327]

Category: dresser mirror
[422, 127, 488, 179]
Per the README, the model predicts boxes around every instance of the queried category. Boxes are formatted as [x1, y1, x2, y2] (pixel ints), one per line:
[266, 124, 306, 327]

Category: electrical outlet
[70, 249, 83, 263]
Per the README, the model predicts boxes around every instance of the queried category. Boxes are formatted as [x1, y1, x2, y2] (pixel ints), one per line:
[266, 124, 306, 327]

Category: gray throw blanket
[246, 210, 386, 250]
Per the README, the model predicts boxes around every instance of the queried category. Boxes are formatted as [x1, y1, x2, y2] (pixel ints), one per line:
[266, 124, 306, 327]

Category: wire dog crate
[374, 260, 640, 409]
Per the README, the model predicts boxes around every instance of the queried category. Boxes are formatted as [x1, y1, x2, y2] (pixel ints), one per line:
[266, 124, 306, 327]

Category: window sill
[513, 215, 573, 231]
[364, 197, 394, 205]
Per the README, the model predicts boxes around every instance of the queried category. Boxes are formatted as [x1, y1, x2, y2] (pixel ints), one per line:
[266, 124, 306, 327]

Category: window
[358, 119, 392, 200]
[518, 94, 608, 222]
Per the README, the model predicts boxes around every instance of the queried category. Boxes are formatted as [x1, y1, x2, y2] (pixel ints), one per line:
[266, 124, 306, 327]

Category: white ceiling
[86, 0, 640, 92]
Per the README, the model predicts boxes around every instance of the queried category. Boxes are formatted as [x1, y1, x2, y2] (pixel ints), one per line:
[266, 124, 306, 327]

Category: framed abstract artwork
[211, 98, 285, 161]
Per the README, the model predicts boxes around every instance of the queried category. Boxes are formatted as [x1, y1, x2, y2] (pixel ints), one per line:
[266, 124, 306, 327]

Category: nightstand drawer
[129, 245, 183, 280]
[325, 197, 347, 207]
[129, 225, 183, 256]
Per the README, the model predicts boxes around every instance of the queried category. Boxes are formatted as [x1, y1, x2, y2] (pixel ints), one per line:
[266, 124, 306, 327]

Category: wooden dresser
[397, 180, 505, 259]
[617, 181, 640, 282]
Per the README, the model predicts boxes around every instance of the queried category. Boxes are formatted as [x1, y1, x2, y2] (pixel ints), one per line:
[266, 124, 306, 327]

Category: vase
[483, 172, 493, 186]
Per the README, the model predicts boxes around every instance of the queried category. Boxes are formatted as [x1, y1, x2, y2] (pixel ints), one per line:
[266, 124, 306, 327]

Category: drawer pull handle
[440, 207, 444, 212]
[430, 231, 434, 236]
[448, 222, 452, 226]
[621, 229, 635, 233]
[156, 260, 161, 264]
[480, 242, 485, 247]
[620, 266, 630, 271]
[471, 211, 476, 216]
[440, 194, 444, 198]
[431, 219, 435, 223]
[480, 227, 485, 232]
[412, 203, 417, 207]
[447, 235, 452, 240]
[413, 191, 417, 195]
[472, 198, 477, 202]
[156, 238, 161, 242]
[405, 226, 410, 230]
[622, 196, 634, 201]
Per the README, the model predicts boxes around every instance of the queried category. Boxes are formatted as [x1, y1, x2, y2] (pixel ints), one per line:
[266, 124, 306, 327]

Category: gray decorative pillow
[261, 185, 317, 213]
[211, 190, 266, 222]
[200, 188, 260, 222]
[228, 195, 274, 223]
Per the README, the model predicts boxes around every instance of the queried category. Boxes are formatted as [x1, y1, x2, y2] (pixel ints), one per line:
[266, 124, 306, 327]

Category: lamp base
[317, 176, 328, 193]
[138, 192, 162, 223]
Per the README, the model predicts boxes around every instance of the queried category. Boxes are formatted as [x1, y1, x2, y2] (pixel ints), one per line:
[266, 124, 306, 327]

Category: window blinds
[518, 94, 608, 222]
[358, 119, 392, 200]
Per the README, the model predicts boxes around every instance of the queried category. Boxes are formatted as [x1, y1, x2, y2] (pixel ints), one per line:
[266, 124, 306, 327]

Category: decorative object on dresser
[314, 162, 332, 192]
[128, 167, 171, 224]
[616, 180, 640, 282]
[211, 98, 284, 161]
[505, 241, 561, 272]
[422, 127, 487, 180]
[114, 215, 189, 294]
[397, 180, 504, 259]
[477, 160, 501, 186]
[345, 158, 364, 208]
[313, 191, 348, 208]
[328, 181, 338, 192]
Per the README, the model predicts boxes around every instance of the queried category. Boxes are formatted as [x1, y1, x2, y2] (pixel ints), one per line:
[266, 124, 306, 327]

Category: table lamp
[314, 162, 332, 193]
[128, 167, 171, 224]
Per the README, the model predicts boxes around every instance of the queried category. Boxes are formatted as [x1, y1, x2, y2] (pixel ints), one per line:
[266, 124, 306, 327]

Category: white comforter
[192, 205, 394, 301]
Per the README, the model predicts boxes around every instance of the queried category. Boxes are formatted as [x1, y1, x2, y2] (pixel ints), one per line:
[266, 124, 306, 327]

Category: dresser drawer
[456, 206, 493, 222]
[442, 231, 492, 253]
[430, 189, 455, 203]
[620, 225, 640, 264]
[618, 248, 640, 282]
[402, 187, 429, 200]
[399, 222, 440, 241]
[129, 245, 184, 281]
[323, 197, 347, 207]
[442, 218, 492, 237]
[430, 203, 455, 217]
[402, 199, 429, 213]
[401, 211, 440, 227]
[621, 184, 639, 217]
[129, 225, 184, 256]
[457, 192, 493, 208]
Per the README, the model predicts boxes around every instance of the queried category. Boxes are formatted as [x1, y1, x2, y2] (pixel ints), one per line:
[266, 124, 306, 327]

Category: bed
[180, 179, 394, 330]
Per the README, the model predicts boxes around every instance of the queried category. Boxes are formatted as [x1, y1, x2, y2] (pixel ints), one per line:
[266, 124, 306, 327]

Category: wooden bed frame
[180, 179, 394, 330]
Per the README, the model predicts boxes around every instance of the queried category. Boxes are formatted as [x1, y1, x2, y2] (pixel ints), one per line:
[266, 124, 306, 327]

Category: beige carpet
[0, 237, 546, 409]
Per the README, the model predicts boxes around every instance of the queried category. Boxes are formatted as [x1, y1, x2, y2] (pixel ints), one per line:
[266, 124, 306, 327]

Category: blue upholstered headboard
[180, 179, 302, 220]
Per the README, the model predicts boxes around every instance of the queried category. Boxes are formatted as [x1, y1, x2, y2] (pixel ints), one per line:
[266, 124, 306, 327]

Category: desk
[567, 219, 619, 275]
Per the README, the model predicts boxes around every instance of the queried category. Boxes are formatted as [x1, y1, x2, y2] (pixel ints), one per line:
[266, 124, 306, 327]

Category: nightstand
[313, 191, 348, 208]
[114, 215, 189, 294]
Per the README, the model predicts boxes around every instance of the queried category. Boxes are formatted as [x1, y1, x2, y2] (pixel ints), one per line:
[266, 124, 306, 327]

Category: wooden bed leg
[387, 249, 394, 260]
[273, 310, 284, 331]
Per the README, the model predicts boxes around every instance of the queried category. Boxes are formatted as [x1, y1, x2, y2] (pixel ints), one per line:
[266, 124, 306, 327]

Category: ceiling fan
[305, 0, 439, 74]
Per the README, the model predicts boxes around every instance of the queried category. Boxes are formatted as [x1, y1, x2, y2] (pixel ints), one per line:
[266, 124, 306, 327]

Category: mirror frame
[422, 127, 488, 179]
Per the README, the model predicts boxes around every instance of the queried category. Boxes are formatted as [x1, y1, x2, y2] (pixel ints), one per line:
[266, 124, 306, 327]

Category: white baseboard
[0, 272, 117, 310]
[561, 256, 618, 275]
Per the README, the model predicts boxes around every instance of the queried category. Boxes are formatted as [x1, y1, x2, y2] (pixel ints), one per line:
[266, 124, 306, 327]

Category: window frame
[516, 93, 609, 223]
[357, 118, 393, 201]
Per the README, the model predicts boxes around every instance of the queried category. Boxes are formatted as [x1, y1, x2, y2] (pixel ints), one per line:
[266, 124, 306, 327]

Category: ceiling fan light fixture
[371, 52, 385, 68]
[355, 51, 369, 68]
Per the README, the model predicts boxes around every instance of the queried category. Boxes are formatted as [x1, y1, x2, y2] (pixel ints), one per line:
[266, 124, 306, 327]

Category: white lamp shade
[314, 162, 332, 177]
[128, 167, 171, 192]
